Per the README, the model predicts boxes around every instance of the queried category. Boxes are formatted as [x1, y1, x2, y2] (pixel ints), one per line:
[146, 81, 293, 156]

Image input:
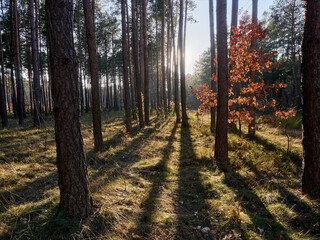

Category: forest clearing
[0, 0, 320, 239]
[0, 112, 319, 239]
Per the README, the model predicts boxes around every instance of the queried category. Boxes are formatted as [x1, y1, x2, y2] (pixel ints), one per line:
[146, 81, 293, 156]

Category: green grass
[0, 111, 319, 239]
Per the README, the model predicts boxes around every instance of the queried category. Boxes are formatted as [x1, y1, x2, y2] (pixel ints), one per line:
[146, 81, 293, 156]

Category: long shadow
[0, 171, 57, 214]
[133, 123, 178, 238]
[175, 125, 215, 239]
[236, 146, 320, 238]
[252, 134, 302, 168]
[215, 160, 292, 240]
[89, 118, 170, 193]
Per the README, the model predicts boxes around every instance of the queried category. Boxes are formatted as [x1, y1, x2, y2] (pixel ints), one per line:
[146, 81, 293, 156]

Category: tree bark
[214, 0, 228, 162]
[13, 0, 24, 124]
[169, 0, 180, 123]
[0, 19, 7, 127]
[83, 0, 103, 152]
[179, 0, 188, 126]
[29, 0, 42, 127]
[301, 0, 320, 199]
[131, 0, 144, 127]
[248, 0, 257, 137]
[161, 0, 167, 113]
[142, 0, 149, 124]
[46, 0, 92, 218]
[121, 0, 132, 131]
[209, 0, 216, 133]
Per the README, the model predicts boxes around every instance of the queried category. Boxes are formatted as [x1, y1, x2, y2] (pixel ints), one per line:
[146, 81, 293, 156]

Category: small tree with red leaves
[191, 13, 288, 137]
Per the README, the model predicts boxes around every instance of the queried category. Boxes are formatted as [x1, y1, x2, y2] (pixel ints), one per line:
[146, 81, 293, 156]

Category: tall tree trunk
[29, 0, 42, 127]
[301, 0, 320, 198]
[228, 0, 238, 131]
[161, 0, 166, 113]
[77, 0, 84, 115]
[121, 0, 132, 131]
[131, 0, 144, 128]
[46, 0, 92, 218]
[179, 0, 187, 126]
[112, 32, 118, 111]
[104, 39, 110, 110]
[169, 0, 180, 123]
[0, 20, 7, 127]
[13, 0, 24, 124]
[142, 0, 149, 124]
[83, 0, 103, 152]
[155, 0, 160, 110]
[290, 0, 298, 106]
[248, 0, 257, 137]
[214, 0, 228, 162]
[167, 12, 171, 111]
[209, 0, 216, 133]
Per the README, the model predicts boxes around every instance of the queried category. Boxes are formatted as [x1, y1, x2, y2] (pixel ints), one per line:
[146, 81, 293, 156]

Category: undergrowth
[0, 111, 319, 240]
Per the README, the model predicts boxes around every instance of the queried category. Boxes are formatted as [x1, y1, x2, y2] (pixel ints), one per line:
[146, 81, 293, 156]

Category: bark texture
[301, 0, 320, 198]
[83, 0, 103, 152]
[214, 0, 228, 162]
[46, 0, 92, 217]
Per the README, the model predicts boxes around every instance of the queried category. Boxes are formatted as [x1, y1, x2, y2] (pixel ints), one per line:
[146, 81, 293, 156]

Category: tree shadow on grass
[0, 171, 57, 214]
[215, 160, 292, 240]
[175, 125, 215, 239]
[238, 141, 320, 238]
[89, 118, 170, 193]
[132, 123, 178, 238]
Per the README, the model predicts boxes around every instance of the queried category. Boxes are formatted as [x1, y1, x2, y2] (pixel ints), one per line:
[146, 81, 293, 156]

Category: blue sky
[186, 0, 275, 74]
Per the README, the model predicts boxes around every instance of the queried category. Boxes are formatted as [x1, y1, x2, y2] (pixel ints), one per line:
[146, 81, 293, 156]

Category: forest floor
[0, 111, 319, 240]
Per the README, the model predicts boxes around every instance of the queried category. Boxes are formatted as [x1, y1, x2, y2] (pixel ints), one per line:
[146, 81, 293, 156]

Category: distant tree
[214, 0, 228, 162]
[131, 0, 144, 128]
[178, 0, 188, 126]
[83, 0, 103, 152]
[120, 0, 132, 131]
[209, 0, 216, 132]
[29, 0, 42, 127]
[13, 0, 24, 124]
[0, 20, 7, 128]
[46, 0, 92, 217]
[161, 0, 166, 113]
[301, 0, 320, 199]
[142, 0, 149, 124]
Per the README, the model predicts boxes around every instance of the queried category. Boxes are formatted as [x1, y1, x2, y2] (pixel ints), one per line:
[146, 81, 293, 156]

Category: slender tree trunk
[301, 0, 320, 199]
[83, 0, 103, 152]
[104, 39, 110, 110]
[46, 0, 92, 218]
[209, 0, 216, 133]
[228, 0, 238, 131]
[13, 0, 23, 124]
[121, 0, 132, 131]
[0, 20, 7, 127]
[179, 0, 188, 126]
[169, 0, 180, 123]
[248, 0, 257, 137]
[156, 0, 160, 110]
[167, 12, 171, 111]
[78, 0, 84, 115]
[161, 0, 167, 113]
[112, 33, 118, 111]
[142, 0, 149, 124]
[214, 0, 228, 162]
[131, 0, 144, 128]
[29, 0, 42, 127]
[290, 0, 298, 106]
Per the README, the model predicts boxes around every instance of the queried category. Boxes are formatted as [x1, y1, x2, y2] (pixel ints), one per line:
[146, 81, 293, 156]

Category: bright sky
[186, 0, 274, 74]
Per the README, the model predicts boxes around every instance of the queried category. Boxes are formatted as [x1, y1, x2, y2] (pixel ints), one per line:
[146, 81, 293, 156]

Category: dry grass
[0, 111, 319, 240]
